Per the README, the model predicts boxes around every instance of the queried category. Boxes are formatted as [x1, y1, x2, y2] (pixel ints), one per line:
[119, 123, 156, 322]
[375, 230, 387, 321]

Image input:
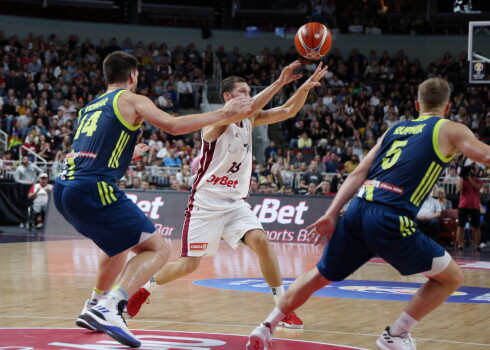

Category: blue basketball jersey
[56, 89, 140, 187]
[358, 116, 453, 218]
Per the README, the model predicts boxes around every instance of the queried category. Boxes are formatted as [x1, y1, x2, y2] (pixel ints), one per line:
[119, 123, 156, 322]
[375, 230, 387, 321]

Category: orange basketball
[294, 22, 332, 60]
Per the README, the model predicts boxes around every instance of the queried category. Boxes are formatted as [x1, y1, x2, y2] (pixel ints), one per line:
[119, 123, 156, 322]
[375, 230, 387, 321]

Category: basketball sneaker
[84, 298, 141, 348]
[126, 287, 151, 317]
[278, 311, 304, 329]
[76, 299, 99, 331]
[376, 327, 417, 350]
[246, 322, 273, 350]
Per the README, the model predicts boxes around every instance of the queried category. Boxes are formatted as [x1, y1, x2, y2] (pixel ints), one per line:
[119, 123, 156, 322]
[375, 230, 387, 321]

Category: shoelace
[117, 301, 129, 327]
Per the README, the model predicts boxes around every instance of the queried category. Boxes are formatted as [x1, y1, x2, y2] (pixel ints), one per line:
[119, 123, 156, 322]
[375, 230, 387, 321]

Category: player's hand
[302, 62, 329, 91]
[277, 60, 303, 85]
[222, 96, 254, 121]
[133, 143, 150, 159]
[306, 213, 337, 246]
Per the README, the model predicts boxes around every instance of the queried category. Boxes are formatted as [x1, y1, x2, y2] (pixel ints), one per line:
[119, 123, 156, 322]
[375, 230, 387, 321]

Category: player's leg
[243, 229, 282, 288]
[456, 208, 468, 249]
[247, 201, 369, 350]
[226, 206, 303, 329]
[76, 250, 129, 330]
[469, 209, 482, 250]
[376, 210, 462, 350]
[126, 256, 202, 317]
[126, 206, 224, 317]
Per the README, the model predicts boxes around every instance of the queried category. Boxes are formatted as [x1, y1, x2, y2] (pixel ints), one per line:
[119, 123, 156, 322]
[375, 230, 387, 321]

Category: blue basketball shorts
[54, 182, 156, 257]
[317, 197, 446, 281]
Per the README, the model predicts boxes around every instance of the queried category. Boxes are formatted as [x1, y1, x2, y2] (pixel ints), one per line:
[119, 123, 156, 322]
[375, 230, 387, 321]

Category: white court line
[1, 315, 489, 348]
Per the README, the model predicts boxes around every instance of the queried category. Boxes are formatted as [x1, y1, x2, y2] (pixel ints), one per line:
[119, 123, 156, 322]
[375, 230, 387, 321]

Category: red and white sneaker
[278, 311, 304, 329]
[246, 322, 273, 350]
[126, 288, 151, 317]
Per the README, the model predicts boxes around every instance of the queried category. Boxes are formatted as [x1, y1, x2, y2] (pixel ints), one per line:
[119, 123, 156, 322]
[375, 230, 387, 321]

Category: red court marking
[0, 328, 368, 350]
[369, 257, 490, 270]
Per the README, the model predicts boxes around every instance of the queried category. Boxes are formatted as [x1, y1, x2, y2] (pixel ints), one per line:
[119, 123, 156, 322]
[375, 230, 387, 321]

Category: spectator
[414, 190, 442, 243]
[13, 155, 42, 184]
[27, 172, 53, 229]
[319, 180, 336, 196]
[176, 75, 193, 109]
[456, 165, 483, 250]
[306, 182, 318, 195]
[131, 176, 142, 190]
[437, 187, 452, 210]
[300, 160, 323, 190]
[163, 148, 182, 168]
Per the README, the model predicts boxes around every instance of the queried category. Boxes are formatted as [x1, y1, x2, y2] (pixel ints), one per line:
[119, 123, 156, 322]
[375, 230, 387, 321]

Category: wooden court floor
[0, 235, 489, 349]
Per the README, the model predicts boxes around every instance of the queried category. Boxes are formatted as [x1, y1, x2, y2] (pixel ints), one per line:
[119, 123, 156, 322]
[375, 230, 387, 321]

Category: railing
[19, 145, 48, 167]
[0, 129, 8, 154]
[213, 53, 222, 84]
[0, 157, 478, 196]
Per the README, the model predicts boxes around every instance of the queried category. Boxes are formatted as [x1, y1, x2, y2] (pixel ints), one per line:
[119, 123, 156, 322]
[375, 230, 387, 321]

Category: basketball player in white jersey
[126, 61, 329, 328]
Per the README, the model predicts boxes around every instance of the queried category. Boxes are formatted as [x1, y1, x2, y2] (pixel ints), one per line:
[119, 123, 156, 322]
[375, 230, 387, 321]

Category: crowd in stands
[0, 31, 489, 199]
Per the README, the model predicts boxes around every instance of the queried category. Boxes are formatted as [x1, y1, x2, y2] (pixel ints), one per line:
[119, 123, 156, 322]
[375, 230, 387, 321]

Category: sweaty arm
[120, 92, 252, 135]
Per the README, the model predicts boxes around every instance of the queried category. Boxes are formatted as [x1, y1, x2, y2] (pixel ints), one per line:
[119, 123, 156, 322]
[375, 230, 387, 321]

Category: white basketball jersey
[188, 119, 253, 210]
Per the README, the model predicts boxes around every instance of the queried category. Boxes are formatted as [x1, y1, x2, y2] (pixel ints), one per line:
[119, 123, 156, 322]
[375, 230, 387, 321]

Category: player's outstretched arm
[253, 63, 328, 127]
[249, 60, 303, 115]
[307, 135, 382, 245]
[131, 94, 253, 135]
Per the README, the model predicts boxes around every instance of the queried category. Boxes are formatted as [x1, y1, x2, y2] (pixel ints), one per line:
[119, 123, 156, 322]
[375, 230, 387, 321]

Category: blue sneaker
[84, 298, 141, 348]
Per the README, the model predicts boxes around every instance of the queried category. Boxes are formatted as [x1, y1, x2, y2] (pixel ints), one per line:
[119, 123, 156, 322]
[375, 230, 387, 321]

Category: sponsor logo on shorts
[0, 329, 365, 350]
[193, 278, 490, 304]
[190, 243, 209, 251]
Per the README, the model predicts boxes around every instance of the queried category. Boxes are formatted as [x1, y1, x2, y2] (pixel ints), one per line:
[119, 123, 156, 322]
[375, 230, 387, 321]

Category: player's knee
[181, 258, 200, 274]
[245, 230, 270, 250]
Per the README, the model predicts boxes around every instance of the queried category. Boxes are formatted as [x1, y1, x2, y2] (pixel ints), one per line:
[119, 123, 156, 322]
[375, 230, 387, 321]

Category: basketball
[294, 22, 332, 60]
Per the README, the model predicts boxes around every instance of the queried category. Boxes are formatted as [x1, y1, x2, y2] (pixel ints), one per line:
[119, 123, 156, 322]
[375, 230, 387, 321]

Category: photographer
[456, 164, 483, 251]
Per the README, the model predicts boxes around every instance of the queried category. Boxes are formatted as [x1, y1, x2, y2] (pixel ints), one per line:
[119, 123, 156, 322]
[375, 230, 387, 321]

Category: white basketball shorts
[180, 202, 263, 257]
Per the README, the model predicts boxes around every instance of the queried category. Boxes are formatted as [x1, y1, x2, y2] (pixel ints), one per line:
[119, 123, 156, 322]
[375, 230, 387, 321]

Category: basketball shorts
[181, 202, 263, 257]
[317, 197, 446, 281]
[53, 182, 156, 257]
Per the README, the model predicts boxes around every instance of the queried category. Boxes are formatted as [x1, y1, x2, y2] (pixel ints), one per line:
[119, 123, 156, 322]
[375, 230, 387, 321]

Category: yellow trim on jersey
[432, 119, 455, 163]
[113, 90, 141, 131]
[365, 185, 374, 201]
[108, 130, 130, 168]
[414, 115, 432, 122]
[410, 161, 442, 206]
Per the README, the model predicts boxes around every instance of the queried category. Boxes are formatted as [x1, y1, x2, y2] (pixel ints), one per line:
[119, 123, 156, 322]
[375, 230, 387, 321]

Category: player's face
[229, 82, 251, 100]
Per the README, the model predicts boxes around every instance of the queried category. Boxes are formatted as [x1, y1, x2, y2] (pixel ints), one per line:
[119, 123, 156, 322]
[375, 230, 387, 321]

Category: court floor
[0, 231, 489, 349]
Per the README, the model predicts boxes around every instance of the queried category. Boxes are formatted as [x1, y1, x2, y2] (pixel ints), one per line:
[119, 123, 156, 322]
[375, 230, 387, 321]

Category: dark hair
[103, 51, 138, 84]
[220, 76, 246, 102]
[460, 166, 473, 178]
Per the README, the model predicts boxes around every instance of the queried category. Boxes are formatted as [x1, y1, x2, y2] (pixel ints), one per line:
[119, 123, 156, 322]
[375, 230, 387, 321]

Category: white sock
[271, 285, 285, 305]
[264, 306, 286, 332]
[91, 287, 108, 302]
[389, 311, 418, 336]
[143, 276, 159, 293]
[107, 285, 129, 304]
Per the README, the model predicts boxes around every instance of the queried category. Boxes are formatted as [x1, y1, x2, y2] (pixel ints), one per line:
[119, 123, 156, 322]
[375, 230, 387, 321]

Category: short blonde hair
[417, 78, 450, 110]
